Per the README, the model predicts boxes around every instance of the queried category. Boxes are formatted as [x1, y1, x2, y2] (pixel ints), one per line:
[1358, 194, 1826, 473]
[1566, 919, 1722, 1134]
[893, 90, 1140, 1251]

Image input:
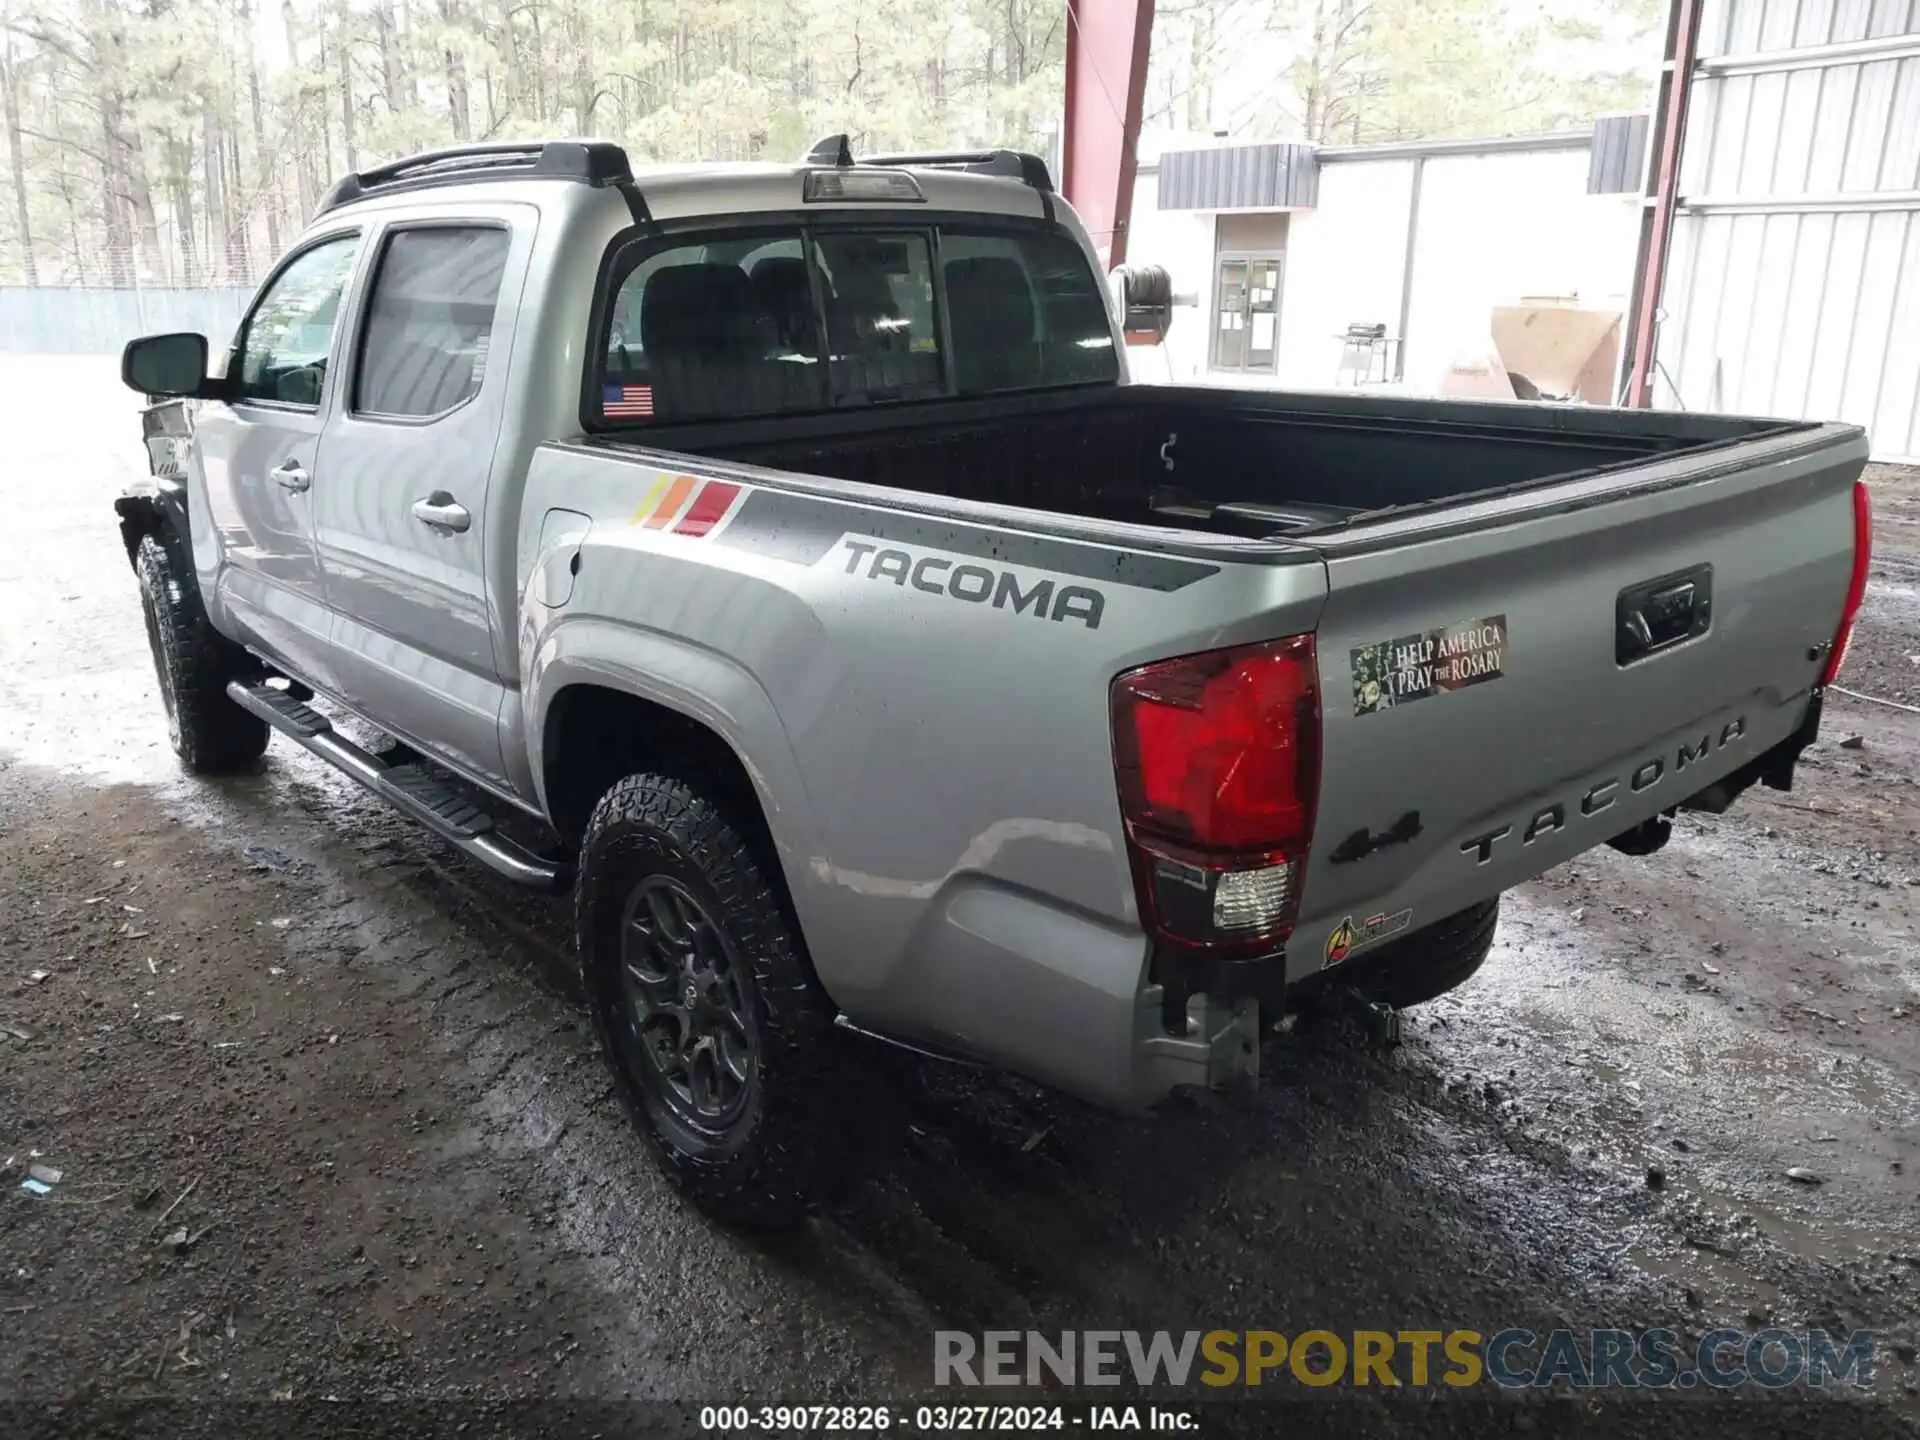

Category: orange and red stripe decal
[629, 474, 744, 536]
[672, 480, 742, 537]
[641, 474, 697, 529]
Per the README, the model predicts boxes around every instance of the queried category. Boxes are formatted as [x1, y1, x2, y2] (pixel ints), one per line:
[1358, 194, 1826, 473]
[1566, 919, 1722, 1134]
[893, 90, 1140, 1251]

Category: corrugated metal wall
[1658, 0, 1920, 459]
[1156, 144, 1321, 210]
[1589, 114, 1652, 193]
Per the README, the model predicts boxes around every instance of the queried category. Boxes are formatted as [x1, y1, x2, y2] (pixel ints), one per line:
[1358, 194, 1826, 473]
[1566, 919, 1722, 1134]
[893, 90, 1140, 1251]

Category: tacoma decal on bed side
[621, 479, 1223, 629]
[707, 487, 1222, 591]
[839, 538, 1107, 628]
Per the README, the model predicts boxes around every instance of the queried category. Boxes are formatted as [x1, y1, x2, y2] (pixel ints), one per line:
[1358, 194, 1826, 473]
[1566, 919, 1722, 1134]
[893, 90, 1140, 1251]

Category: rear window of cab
[596, 223, 1118, 424]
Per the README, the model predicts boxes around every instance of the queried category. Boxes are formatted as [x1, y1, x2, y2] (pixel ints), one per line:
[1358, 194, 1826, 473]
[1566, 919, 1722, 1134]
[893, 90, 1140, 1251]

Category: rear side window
[354, 226, 510, 419]
[595, 221, 1115, 425]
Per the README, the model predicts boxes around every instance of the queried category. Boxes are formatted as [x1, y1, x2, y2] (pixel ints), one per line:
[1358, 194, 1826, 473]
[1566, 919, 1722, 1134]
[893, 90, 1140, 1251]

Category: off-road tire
[1337, 897, 1501, 1009]
[135, 533, 269, 774]
[576, 772, 850, 1230]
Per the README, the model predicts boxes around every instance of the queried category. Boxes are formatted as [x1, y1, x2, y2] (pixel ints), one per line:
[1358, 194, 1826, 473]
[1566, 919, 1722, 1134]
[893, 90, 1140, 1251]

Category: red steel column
[1062, 0, 1156, 270]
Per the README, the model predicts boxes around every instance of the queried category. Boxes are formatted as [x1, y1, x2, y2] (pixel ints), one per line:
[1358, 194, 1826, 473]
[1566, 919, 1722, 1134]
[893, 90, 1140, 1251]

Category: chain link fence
[0, 284, 251, 354]
[0, 236, 255, 354]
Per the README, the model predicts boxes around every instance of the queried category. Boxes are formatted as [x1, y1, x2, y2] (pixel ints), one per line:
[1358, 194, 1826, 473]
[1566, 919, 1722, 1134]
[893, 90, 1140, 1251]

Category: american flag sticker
[602, 382, 654, 419]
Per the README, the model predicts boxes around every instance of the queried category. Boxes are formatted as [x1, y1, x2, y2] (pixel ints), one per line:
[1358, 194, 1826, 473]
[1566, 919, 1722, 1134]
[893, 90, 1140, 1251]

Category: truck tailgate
[1292, 424, 1868, 978]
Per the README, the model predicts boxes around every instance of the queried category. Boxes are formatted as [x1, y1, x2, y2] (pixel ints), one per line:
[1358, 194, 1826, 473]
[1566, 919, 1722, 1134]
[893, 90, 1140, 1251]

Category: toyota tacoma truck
[115, 137, 1873, 1228]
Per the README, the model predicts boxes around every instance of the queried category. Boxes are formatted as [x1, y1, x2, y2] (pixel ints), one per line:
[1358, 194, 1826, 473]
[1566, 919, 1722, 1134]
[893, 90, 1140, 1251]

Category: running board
[227, 681, 567, 890]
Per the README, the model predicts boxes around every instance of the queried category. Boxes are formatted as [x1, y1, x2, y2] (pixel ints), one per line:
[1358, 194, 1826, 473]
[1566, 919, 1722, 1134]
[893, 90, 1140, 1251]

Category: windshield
[597, 222, 1118, 425]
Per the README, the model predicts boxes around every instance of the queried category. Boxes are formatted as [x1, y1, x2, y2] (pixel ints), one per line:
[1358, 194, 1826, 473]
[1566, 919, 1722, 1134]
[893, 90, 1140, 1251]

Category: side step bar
[227, 681, 567, 890]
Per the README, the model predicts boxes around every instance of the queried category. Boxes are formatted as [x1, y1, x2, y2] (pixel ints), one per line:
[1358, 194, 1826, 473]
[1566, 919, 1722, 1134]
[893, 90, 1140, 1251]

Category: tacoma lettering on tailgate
[1459, 717, 1748, 865]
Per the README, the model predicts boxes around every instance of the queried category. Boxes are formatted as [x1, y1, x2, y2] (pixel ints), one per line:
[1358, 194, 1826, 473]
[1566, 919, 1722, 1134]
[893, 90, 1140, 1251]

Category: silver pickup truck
[116, 138, 1873, 1228]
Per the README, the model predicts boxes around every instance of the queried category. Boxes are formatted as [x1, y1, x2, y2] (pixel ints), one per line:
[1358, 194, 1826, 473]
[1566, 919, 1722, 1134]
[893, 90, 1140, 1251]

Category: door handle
[411, 492, 472, 534]
[272, 460, 311, 493]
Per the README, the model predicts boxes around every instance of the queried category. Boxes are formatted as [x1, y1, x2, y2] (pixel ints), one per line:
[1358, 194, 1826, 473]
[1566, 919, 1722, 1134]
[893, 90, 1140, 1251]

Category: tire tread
[136, 533, 268, 774]
[575, 771, 848, 1230]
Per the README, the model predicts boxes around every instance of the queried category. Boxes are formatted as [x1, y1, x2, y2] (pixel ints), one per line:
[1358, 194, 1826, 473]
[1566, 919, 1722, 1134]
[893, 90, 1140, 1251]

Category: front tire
[135, 533, 268, 774]
[575, 772, 849, 1230]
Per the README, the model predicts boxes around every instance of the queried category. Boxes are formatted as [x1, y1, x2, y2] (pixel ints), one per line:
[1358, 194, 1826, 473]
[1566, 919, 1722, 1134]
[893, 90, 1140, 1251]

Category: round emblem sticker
[1324, 918, 1357, 966]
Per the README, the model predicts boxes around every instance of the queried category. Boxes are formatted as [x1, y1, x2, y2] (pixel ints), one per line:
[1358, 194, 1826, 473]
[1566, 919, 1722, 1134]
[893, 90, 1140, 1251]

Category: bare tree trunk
[496, 0, 519, 120]
[336, 1, 357, 170]
[1, 28, 37, 284]
[373, 0, 404, 114]
[126, 141, 164, 282]
[528, 0, 546, 119]
[93, 14, 167, 282]
[54, 144, 85, 282]
[97, 95, 136, 284]
[1301, 0, 1328, 141]
[571, 0, 593, 130]
[169, 133, 198, 285]
[244, 0, 279, 257]
[203, 109, 226, 283]
[98, 47, 165, 283]
[397, 0, 420, 107]
[441, 0, 472, 140]
[281, 0, 322, 212]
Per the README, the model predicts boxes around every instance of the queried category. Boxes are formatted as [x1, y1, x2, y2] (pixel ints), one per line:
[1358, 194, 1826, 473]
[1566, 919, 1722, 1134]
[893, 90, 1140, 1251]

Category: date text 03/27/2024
[697, 1405, 1194, 1433]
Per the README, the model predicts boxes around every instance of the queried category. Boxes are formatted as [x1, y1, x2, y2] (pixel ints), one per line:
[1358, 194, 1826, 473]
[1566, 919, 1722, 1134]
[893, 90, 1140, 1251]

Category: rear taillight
[1819, 479, 1873, 687]
[1111, 636, 1322, 954]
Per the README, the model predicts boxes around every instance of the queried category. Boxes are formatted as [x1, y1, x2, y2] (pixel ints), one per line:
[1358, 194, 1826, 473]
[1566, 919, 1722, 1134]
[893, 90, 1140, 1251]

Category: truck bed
[620, 384, 1804, 541]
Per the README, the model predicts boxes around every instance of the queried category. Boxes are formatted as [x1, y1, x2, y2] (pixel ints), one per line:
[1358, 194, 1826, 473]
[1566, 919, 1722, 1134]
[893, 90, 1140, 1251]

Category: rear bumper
[840, 692, 1822, 1110]
[839, 876, 1264, 1110]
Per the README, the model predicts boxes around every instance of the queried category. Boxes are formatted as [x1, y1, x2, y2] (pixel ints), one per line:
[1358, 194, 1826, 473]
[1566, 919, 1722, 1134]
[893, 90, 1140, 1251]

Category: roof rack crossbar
[316, 139, 634, 214]
[799, 134, 1053, 194]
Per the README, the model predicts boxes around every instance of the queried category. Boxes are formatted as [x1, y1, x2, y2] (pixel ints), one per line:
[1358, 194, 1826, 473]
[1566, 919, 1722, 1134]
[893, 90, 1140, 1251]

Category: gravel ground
[1, 356, 1917, 1438]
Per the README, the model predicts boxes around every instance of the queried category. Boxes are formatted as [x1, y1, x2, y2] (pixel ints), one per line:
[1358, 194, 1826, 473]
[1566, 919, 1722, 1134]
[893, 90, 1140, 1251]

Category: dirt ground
[2, 356, 1918, 1438]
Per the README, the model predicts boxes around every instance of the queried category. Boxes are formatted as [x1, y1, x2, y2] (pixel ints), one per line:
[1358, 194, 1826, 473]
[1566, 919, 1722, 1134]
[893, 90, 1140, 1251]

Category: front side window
[234, 235, 362, 408]
[354, 226, 511, 419]
[594, 220, 1116, 425]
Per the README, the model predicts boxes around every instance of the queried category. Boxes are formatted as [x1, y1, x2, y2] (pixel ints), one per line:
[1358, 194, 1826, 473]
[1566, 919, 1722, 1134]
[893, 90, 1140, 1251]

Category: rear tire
[1336, 897, 1501, 1009]
[135, 533, 269, 774]
[575, 771, 851, 1230]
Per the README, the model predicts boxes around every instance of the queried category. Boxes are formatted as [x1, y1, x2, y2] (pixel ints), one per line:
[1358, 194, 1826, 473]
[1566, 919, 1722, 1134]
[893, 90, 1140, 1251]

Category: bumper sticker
[1323, 907, 1414, 967]
[1350, 614, 1507, 716]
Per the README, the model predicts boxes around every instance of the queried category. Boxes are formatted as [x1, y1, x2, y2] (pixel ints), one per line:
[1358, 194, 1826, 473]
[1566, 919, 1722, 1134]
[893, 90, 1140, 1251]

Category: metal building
[1651, 0, 1920, 460]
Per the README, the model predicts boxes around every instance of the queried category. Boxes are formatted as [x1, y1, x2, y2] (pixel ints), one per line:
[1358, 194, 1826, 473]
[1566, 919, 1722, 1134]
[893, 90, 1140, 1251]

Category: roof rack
[315, 139, 635, 215]
[799, 133, 1054, 194]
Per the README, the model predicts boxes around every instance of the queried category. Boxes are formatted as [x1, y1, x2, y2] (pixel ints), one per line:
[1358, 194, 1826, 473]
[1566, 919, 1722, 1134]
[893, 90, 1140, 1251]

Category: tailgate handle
[1617, 564, 1712, 666]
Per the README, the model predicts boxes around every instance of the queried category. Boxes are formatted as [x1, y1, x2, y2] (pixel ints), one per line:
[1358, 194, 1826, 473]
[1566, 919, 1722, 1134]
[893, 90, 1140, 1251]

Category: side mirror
[121, 332, 210, 399]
